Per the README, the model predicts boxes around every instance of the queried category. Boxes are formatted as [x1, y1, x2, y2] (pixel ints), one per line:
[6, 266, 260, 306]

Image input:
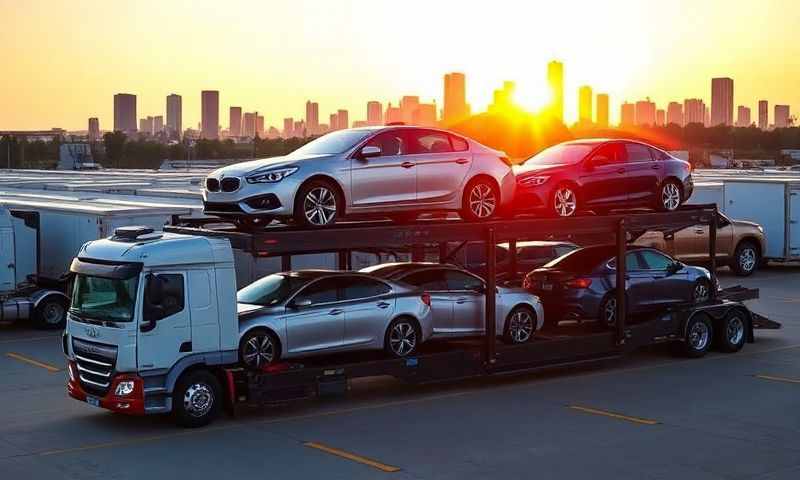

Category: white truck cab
[64, 227, 238, 425]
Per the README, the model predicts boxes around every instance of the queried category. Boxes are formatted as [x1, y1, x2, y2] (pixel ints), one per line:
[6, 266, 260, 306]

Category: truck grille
[221, 177, 241, 192]
[72, 338, 117, 396]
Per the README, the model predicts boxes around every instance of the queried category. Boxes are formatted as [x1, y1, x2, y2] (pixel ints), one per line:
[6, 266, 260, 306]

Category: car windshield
[289, 129, 375, 156]
[70, 274, 139, 322]
[237, 273, 310, 306]
[542, 246, 615, 272]
[523, 144, 593, 166]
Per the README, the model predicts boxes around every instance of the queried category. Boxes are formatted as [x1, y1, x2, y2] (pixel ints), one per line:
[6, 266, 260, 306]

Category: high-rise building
[139, 116, 154, 136]
[489, 82, 516, 113]
[283, 118, 294, 138]
[367, 101, 383, 126]
[88, 117, 100, 142]
[736, 106, 751, 127]
[329, 113, 339, 131]
[578, 86, 593, 123]
[113, 93, 137, 135]
[200, 90, 219, 139]
[243, 112, 256, 138]
[337, 109, 349, 130]
[229, 107, 242, 137]
[684, 98, 706, 125]
[758, 100, 769, 129]
[255, 114, 264, 138]
[153, 116, 164, 134]
[775, 105, 791, 128]
[710, 77, 734, 126]
[620, 102, 635, 127]
[412, 102, 437, 126]
[293, 120, 305, 138]
[656, 109, 665, 126]
[667, 102, 684, 126]
[305, 101, 319, 135]
[166, 94, 182, 139]
[443, 72, 469, 123]
[635, 98, 656, 126]
[547, 60, 564, 122]
[384, 104, 402, 124]
[596, 94, 609, 128]
[399, 96, 419, 124]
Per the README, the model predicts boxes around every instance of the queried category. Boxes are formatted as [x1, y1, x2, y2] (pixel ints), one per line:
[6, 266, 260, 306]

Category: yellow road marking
[304, 441, 400, 473]
[5, 352, 62, 373]
[755, 374, 800, 384]
[568, 405, 659, 425]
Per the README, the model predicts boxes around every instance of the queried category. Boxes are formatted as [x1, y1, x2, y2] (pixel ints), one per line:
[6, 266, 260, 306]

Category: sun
[514, 83, 553, 114]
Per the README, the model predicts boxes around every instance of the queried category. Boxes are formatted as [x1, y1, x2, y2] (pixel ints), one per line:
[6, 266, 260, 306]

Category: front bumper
[67, 361, 146, 415]
[203, 175, 303, 217]
[513, 187, 549, 212]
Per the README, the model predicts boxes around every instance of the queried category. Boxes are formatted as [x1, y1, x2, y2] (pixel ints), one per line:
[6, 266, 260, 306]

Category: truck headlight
[519, 175, 550, 187]
[246, 167, 298, 184]
[114, 380, 135, 396]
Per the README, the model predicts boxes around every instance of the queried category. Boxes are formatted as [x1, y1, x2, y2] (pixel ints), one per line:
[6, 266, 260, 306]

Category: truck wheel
[716, 310, 747, 353]
[239, 329, 281, 369]
[172, 370, 222, 428]
[503, 306, 536, 344]
[385, 317, 420, 358]
[732, 241, 759, 276]
[33, 296, 67, 330]
[682, 314, 713, 358]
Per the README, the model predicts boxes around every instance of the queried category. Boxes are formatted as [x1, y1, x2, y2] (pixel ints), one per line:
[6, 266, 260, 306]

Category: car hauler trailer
[63, 205, 779, 427]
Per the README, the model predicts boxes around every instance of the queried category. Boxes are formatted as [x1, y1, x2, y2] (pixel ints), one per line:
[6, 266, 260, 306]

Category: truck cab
[64, 227, 238, 422]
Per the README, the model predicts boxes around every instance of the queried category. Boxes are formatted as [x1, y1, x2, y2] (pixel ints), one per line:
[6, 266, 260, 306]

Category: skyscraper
[329, 113, 339, 131]
[412, 102, 437, 126]
[384, 104, 402, 124]
[305, 101, 319, 135]
[153, 116, 164, 134]
[684, 98, 706, 125]
[243, 112, 256, 138]
[656, 109, 665, 126]
[293, 120, 305, 138]
[578, 86, 593, 123]
[443, 72, 469, 123]
[775, 105, 791, 128]
[256, 115, 264, 137]
[113, 93, 137, 135]
[736, 106, 751, 127]
[201, 90, 219, 139]
[88, 117, 100, 142]
[667, 102, 684, 126]
[283, 118, 294, 138]
[758, 100, 769, 129]
[399, 96, 419, 124]
[710, 77, 734, 126]
[337, 109, 349, 130]
[139, 116, 154, 136]
[367, 101, 383, 126]
[547, 60, 564, 122]
[166, 94, 182, 139]
[229, 107, 242, 137]
[620, 102, 635, 127]
[596, 93, 609, 128]
[635, 98, 656, 126]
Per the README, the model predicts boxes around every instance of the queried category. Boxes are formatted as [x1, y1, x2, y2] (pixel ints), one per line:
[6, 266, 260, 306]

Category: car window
[450, 134, 469, 152]
[399, 269, 448, 290]
[590, 144, 625, 165]
[517, 246, 555, 262]
[363, 131, 406, 156]
[554, 245, 577, 257]
[466, 243, 509, 264]
[294, 278, 340, 305]
[639, 250, 674, 270]
[717, 213, 730, 228]
[144, 273, 185, 321]
[445, 270, 483, 291]
[625, 143, 654, 163]
[649, 147, 671, 161]
[409, 130, 453, 154]
[341, 276, 391, 300]
[607, 252, 646, 271]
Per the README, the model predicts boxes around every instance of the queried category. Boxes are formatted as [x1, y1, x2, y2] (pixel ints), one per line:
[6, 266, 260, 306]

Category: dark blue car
[523, 245, 713, 329]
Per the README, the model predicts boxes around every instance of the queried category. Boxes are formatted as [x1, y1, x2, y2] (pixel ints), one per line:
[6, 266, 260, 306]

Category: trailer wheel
[682, 314, 713, 358]
[172, 370, 222, 428]
[385, 317, 420, 358]
[716, 310, 747, 353]
[33, 296, 68, 330]
[503, 306, 536, 344]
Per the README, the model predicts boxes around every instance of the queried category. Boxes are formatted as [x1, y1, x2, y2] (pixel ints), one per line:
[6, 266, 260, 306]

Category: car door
[350, 130, 417, 206]
[609, 252, 651, 313]
[408, 130, 471, 204]
[580, 143, 628, 207]
[137, 272, 192, 371]
[338, 276, 394, 348]
[445, 269, 486, 334]
[638, 249, 691, 306]
[624, 143, 661, 205]
[686, 214, 734, 263]
[283, 278, 345, 354]
[397, 269, 453, 335]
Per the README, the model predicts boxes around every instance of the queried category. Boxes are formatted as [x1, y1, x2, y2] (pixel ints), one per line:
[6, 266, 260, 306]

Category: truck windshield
[237, 273, 309, 306]
[70, 274, 139, 322]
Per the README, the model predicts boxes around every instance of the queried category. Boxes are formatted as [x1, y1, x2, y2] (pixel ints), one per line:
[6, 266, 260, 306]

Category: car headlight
[114, 380, 135, 396]
[246, 167, 298, 184]
[519, 175, 550, 187]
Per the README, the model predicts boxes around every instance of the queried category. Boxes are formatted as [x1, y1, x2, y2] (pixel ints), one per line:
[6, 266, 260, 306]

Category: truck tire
[731, 240, 759, 276]
[681, 314, 713, 358]
[172, 370, 222, 428]
[33, 296, 68, 330]
[716, 310, 747, 353]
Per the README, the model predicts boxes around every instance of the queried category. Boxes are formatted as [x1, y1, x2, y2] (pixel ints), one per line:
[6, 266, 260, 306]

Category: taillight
[420, 292, 431, 306]
[565, 278, 592, 289]
[499, 156, 512, 167]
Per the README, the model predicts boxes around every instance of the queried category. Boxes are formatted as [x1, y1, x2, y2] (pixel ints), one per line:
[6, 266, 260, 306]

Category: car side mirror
[359, 145, 381, 159]
[472, 284, 486, 294]
[290, 298, 313, 309]
[667, 261, 683, 275]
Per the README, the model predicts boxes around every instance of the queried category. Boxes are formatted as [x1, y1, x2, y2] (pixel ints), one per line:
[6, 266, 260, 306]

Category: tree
[103, 131, 127, 168]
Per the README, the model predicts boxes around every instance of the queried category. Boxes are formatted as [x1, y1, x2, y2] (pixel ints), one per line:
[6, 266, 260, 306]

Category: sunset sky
[2, 0, 800, 131]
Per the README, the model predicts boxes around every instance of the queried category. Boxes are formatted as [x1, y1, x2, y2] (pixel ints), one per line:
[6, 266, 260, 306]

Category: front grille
[221, 177, 241, 192]
[72, 338, 117, 396]
[206, 178, 220, 192]
[203, 201, 245, 214]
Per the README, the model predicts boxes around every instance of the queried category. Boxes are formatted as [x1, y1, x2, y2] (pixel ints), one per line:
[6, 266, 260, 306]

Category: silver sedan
[236, 270, 433, 368]
[361, 263, 544, 344]
[203, 126, 515, 227]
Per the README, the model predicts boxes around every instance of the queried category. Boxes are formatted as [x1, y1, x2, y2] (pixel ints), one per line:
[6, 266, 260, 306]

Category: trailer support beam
[709, 207, 718, 300]
[616, 219, 627, 345]
[485, 228, 497, 364]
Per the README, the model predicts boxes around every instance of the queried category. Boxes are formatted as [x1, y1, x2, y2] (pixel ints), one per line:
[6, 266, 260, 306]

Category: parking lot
[1, 266, 798, 480]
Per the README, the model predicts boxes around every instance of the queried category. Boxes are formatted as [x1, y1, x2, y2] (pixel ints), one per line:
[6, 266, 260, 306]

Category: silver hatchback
[203, 126, 515, 227]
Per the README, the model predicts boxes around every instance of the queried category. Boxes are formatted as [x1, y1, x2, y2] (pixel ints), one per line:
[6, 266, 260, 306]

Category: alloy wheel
[389, 322, 417, 356]
[739, 247, 756, 273]
[688, 321, 710, 350]
[727, 315, 745, 345]
[554, 187, 577, 217]
[183, 383, 214, 418]
[243, 334, 275, 368]
[468, 183, 497, 219]
[303, 187, 337, 225]
[508, 310, 534, 343]
[603, 297, 617, 326]
[694, 282, 710, 303]
[662, 183, 681, 211]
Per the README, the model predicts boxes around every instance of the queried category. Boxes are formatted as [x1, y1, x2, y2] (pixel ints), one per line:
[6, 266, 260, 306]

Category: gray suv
[203, 126, 515, 227]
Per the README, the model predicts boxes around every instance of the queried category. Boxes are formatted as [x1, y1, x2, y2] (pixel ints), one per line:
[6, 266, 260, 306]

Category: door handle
[6, 263, 13, 269]
[456, 298, 467, 304]
[401, 162, 416, 169]
[328, 308, 343, 315]
[651, 164, 661, 170]
[455, 158, 469, 165]
[376, 301, 390, 309]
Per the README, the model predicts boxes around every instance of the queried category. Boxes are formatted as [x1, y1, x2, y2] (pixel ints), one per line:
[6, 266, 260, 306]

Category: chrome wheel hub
[243, 335, 275, 368]
[727, 316, 744, 345]
[554, 187, 577, 217]
[469, 183, 496, 218]
[304, 187, 337, 225]
[688, 321, 710, 350]
[694, 283, 709, 303]
[184, 383, 214, 418]
[662, 183, 680, 210]
[739, 248, 756, 272]
[508, 310, 534, 343]
[604, 298, 617, 325]
[389, 322, 417, 356]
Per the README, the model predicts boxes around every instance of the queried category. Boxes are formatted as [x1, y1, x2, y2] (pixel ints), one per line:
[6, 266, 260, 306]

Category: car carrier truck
[63, 206, 779, 427]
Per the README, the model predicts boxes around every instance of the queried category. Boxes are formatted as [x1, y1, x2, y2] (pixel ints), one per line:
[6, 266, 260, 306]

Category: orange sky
[2, 0, 800, 131]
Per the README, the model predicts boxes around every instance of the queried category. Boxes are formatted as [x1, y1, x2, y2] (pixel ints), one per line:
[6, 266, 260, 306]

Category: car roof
[359, 262, 461, 278]
[499, 240, 578, 249]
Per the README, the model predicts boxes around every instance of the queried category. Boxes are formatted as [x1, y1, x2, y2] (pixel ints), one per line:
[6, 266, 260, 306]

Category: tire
[33, 296, 67, 330]
[598, 292, 619, 328]
[294, 179, 341, 227]
[503, 306, 537, 344]
[657, 180, 682, 212]
[716, 310, 747, 353]
[692, 279, 711, 304]
[234, 216, 273, 231]
[239, 329, 281, 369]
[731, 240, 759, 276]
[172, 370, 222, 428]
[384, 317, 421, 358]
[682, 314, 713, 358]
[551, 184, 579, 217]
[461, 177, 500, 222]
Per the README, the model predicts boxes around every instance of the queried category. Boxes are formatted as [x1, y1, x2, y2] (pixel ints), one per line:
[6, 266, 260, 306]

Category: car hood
[209, 154, 336, 178]
[236, 302, 283, 319]
[513, 163, 568, 176]
[732, 219, 762, 231]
